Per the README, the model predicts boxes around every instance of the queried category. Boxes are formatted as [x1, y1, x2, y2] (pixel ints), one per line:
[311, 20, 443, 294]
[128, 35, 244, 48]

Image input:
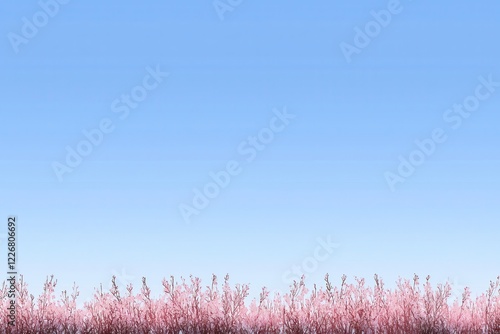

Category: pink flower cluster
[1, 273, 500, 333]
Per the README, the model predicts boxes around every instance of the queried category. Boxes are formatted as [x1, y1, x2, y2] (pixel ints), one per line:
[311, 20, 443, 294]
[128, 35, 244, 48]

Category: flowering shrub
[1, 273, 500, 333]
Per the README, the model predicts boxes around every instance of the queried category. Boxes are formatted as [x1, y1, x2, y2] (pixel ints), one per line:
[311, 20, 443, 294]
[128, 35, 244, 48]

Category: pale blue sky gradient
[1, 0, 499, 303]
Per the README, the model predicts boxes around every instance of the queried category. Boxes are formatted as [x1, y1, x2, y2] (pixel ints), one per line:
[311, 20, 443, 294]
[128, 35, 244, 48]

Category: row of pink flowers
[1, 273, 499, 333]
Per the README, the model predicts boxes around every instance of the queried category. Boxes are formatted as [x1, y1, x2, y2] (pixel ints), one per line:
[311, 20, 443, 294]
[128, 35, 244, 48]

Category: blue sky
[1, 0, 499, 304]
